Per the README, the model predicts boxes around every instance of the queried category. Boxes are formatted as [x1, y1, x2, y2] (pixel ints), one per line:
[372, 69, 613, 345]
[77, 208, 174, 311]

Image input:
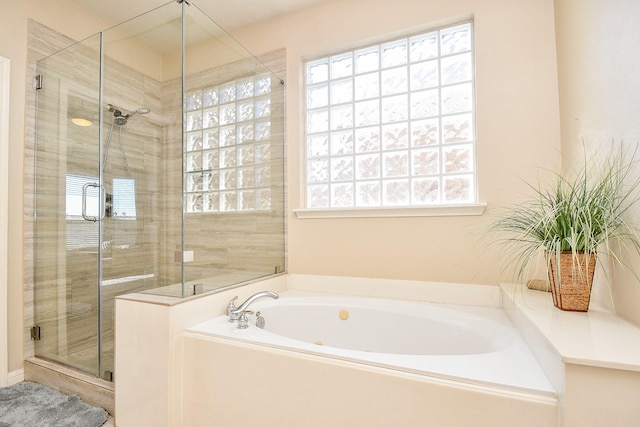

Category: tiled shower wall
[159, 51, 286, 291]
[24, 18, 286, 373]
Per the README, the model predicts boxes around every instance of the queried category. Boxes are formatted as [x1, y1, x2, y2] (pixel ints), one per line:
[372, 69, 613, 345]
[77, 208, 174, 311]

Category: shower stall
[32, 1, 285, 380]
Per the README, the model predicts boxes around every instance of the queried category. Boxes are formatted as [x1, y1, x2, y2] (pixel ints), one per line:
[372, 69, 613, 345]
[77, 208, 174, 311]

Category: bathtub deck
[186, 291, 556, 397]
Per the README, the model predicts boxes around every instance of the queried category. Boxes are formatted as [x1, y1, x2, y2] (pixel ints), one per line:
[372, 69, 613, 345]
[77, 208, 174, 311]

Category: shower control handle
[81, 182, 106, 222]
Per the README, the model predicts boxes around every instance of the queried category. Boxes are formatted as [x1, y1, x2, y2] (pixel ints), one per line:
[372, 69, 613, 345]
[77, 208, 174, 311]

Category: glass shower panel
[99, 1, 179, 375]
[179, 4, 286, 296]
[33, 0, 287, 380]
[34, 34, 102, 376]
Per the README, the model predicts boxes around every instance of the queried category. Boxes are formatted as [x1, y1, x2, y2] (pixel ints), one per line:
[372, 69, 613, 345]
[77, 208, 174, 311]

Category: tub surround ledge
[501, 283, 640, 372]
[501, 283, 640, 426]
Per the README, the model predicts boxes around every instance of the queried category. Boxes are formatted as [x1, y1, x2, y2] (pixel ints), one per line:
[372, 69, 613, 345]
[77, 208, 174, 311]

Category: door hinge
[33, 75, 43, 90]
[30, 325, 41, 341]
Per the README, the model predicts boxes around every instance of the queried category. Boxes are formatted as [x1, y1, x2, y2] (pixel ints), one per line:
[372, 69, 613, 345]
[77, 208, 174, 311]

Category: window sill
[293, 203, 487, 219]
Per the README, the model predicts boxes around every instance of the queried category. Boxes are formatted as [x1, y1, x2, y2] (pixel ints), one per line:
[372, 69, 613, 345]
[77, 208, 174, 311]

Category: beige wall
[2, 0, 577, 378]
[2, 0, 563, 375]
[230, 0, 561, 283]
[554, 0, 640, 325]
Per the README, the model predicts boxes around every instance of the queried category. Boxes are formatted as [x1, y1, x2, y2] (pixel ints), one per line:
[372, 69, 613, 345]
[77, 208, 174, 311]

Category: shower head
[107, 104, 151, 126]
[123, 107, 151, 120]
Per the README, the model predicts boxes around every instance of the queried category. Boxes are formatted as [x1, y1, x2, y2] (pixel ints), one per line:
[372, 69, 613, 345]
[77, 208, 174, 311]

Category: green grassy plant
[490, 147, 640, 280]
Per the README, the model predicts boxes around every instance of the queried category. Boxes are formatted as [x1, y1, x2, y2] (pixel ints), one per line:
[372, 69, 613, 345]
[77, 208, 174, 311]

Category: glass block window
[184, 74, 273, 213]
[305, 22, 476, 208]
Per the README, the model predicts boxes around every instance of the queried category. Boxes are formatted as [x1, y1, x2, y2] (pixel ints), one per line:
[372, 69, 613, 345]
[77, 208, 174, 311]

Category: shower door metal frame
[96, 32, 106, 378]
[0, 55, 10, 386]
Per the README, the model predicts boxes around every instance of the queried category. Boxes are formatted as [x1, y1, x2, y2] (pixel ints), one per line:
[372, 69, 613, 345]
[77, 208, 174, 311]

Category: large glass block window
[305, 22, 476, 209]
[185, 74, 273, 213]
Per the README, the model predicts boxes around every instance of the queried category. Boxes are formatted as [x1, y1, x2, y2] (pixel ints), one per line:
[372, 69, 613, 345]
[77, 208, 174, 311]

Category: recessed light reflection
[71, 117, 93, 127]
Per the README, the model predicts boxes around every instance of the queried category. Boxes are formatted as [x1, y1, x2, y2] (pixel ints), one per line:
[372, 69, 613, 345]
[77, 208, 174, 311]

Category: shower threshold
[24, 357, 114, 415]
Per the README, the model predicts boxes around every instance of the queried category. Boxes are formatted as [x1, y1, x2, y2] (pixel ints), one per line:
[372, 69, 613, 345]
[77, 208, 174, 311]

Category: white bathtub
[187, 291, 554, 396]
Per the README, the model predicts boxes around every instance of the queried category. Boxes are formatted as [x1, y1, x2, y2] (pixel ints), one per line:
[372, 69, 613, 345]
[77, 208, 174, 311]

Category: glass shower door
[32, 0, 287, 380]
[34, 34, 102, 376]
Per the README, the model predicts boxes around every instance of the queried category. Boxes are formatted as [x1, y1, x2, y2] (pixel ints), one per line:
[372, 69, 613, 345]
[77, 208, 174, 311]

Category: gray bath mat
[0, 381, 109, 427]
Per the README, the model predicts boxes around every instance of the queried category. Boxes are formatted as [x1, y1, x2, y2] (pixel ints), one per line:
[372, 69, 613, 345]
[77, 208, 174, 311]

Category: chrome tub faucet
[227, 291, 279, 329]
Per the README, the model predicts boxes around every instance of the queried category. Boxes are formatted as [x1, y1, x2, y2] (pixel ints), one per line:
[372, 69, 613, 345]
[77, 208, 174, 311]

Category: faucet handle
[237, 312, 249, 329]
[227, 296, 239, 321]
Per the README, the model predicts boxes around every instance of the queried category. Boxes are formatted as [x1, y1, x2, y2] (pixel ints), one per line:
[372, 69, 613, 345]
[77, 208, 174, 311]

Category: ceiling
[70, 0, 330, 31]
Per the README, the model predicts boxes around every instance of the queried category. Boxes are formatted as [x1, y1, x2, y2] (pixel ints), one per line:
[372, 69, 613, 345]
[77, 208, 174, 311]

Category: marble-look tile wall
[156, 50, 286, 294]
[24, 18, 286, 378]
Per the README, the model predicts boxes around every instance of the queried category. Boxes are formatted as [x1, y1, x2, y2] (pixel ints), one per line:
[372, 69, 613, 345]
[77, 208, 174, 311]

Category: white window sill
[293, 203, 487, 219]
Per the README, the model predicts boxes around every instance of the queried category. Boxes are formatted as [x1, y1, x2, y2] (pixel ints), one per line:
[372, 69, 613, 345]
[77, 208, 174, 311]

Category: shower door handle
[81, 182, 105, 222]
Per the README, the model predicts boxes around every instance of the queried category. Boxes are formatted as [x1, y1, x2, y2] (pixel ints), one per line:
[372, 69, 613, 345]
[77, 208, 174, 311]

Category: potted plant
[489, 148, 640, 311]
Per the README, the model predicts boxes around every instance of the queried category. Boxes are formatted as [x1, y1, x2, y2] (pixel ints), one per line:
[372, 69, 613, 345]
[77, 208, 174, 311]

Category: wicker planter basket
[547, 251, 596, 312]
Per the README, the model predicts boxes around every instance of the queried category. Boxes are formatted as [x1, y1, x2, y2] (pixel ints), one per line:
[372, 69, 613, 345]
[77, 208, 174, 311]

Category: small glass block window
[304, 22, 476, 208]
[184, 73, 273, 213]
